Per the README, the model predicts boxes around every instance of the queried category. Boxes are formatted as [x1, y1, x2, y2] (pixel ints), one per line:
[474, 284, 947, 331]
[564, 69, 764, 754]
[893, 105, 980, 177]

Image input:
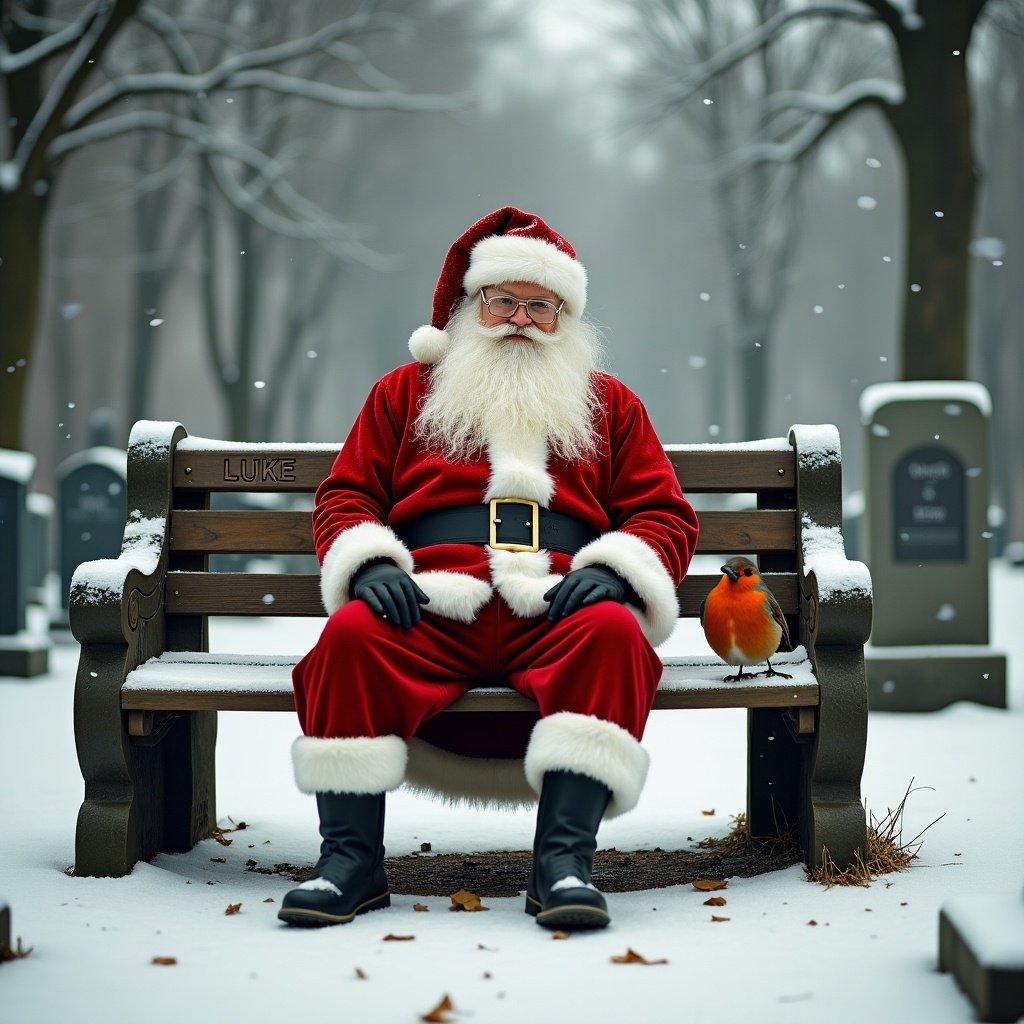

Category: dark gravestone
[26, 493, 54, 608]
[55, 447, 128, 625]
[0, 450, 50, 676]
[860, 382, 1007, 710]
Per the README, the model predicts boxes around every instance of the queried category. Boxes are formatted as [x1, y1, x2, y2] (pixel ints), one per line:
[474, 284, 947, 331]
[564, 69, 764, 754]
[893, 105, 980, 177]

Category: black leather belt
[397, 499, 599, 555]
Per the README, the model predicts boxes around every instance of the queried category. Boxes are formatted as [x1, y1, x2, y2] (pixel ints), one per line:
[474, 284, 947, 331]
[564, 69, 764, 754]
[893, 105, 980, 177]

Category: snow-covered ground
[2, 562, 1022, 1023]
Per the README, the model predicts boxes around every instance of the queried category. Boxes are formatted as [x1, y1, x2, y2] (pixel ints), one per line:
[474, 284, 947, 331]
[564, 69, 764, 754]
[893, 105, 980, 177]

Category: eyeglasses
[479, 289, 564, 325]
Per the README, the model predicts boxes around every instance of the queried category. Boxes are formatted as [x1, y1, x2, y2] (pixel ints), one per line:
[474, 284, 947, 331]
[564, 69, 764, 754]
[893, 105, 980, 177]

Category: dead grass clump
[807, 779, 943, 887]
[696, 813, 750, 855]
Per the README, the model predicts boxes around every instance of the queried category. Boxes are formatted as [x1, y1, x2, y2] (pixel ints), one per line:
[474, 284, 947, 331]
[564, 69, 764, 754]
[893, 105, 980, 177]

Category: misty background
[5, 0, 1023, 547]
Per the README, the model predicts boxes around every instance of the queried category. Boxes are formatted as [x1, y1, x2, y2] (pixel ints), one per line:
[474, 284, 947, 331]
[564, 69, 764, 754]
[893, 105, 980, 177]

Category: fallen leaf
[151, 956, 177, 966]
[611, 948, 668, 965]
[383, 933, 415, 942]
[209, 857, 226, 863]
[421, 994, 454, 1022]
[701, 808, 716, 816]
[245, 858, 258, 869]
[355, 967, 368, 980]
[704, 896, 727, 907]
[808, 920, 818, 926]
[420, 842, 432, 853]
[413, 903, 430, 912]
[552, 931, 570, 941]
[710, 914, 731, 923]
[450, 889, 488, 912]
[693, 879, 728, 892]
[1, 938, 33, 961]
[225, 902, 242, 915]
[263, 898, 275, 904]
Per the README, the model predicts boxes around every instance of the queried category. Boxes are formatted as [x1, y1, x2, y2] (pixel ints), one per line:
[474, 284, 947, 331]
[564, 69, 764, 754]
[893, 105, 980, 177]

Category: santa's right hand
[351, 559, 429, 629]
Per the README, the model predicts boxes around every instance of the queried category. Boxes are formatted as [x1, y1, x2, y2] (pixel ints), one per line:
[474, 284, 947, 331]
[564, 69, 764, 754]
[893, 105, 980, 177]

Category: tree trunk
[887, 2, 986, 381]
[0, 189, 48, 449]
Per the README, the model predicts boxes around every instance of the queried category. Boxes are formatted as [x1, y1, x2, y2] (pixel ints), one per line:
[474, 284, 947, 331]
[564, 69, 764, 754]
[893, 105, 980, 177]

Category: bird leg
[723, 666, 757, 682]
[756, 659, 792, 680]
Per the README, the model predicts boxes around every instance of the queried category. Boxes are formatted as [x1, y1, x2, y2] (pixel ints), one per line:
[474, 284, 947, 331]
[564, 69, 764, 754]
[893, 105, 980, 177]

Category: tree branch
[651, 2, 879, 112]
[712, 82, 900, 177]
[0, 2, 98, 74]
[62, 5, 435, 129]
[48, 108, 389, 265]
[6, 0, 140, 189]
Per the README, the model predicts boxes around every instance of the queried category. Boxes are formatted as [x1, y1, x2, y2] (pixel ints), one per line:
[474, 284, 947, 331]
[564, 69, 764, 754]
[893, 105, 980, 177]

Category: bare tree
[970, 6, 1024, 547]
[0, 0, 460, 450]
[628, 0, 1010, 383]
[621, 0, 878, 439]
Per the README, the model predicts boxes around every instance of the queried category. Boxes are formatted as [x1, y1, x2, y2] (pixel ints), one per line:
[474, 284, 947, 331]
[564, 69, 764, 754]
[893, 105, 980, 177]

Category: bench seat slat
[164, 571, 800, 617]
[122, 649, 817, 713]
[167, 508, 796, 556]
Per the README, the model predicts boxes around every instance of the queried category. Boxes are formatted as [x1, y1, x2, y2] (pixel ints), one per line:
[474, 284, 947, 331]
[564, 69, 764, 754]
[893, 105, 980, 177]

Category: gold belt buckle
[488, 497, 540, 552]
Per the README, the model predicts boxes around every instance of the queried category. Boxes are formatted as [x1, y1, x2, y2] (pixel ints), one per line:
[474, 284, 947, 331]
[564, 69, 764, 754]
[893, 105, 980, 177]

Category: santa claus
[280, 207, 699, 931]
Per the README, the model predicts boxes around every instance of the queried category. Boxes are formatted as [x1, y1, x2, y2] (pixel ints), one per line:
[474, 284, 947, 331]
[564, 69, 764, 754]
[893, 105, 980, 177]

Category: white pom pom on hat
[408, 206, 588, 365]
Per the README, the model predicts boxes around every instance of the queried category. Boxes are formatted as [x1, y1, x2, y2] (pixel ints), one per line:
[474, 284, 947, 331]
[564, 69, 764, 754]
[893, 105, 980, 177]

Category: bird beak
[721, 564, 739, 582]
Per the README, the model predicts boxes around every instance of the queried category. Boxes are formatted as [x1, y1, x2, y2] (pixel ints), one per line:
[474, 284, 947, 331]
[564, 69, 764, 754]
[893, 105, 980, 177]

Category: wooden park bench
[71, 420, 872, 879]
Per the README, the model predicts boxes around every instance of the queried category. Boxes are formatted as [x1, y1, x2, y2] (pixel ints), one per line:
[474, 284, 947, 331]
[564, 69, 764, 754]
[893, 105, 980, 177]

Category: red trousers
[292, 597, 663, 744]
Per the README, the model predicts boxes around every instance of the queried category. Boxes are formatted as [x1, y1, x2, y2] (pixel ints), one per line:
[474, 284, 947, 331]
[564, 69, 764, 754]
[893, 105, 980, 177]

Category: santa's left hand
[543, 565, 630, 621]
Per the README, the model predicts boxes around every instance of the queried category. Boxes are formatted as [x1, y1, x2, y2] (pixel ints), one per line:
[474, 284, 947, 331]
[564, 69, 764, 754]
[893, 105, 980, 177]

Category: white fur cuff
[292, 734, 408, 795]
[319, 520, 415, 616]
[571, 531, 679, 646]
[524, 712, 650, 818]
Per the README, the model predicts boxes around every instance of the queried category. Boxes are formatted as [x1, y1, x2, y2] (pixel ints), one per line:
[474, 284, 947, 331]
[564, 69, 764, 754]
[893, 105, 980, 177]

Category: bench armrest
[788, 424, 873, 649]
[69, 420, 185, 652]
[72, 421, 185, 736]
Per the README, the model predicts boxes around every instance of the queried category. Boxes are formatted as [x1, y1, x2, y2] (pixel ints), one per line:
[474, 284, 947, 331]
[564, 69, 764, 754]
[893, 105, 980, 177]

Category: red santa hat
[409, 206, 588, 365]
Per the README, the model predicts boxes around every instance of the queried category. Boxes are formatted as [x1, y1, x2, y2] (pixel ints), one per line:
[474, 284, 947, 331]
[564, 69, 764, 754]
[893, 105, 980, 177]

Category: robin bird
[700, 556, 792, 682]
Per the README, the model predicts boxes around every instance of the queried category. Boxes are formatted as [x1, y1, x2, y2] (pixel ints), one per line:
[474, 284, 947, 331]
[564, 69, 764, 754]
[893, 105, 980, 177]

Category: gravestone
[0, 450, 50, 677]
[26, 492, 54, 608]
[54, 446, 128, 628]
[0, 899, 9, 960]
[860, 381, 1007, 710]
[940, 887, 1024, 1023]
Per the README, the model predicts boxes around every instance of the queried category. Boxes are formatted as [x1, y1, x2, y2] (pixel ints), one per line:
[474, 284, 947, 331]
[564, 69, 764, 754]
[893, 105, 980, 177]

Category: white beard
[415, 299, 604, 462]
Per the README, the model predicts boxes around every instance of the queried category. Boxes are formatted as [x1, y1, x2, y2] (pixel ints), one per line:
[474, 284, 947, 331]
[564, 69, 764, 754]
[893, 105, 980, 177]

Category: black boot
[278, 791, 390, 927]
[525, 770, 612, 930]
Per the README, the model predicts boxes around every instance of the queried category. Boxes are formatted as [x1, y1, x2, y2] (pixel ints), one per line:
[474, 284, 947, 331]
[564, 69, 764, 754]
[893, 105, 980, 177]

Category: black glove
[543, 565, 632, 622]
[351, 559, 429, 629]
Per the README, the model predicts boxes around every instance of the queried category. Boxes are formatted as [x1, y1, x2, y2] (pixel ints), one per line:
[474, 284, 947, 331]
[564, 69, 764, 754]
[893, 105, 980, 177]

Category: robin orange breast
[700, 556, 792, 681]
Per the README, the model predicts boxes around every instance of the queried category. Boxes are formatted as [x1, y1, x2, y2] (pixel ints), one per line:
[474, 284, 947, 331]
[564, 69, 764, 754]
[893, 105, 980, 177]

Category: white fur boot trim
[404, 737, 536, 809]
[524, 712, 649, 818]
[292, 734, 408, 795]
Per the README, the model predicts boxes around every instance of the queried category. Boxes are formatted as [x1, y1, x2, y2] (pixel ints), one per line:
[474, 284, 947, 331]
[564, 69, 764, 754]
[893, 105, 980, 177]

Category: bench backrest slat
[164, 571, 799, 618]
[171, 447, 795, 495]
[168, 507, 796, 556]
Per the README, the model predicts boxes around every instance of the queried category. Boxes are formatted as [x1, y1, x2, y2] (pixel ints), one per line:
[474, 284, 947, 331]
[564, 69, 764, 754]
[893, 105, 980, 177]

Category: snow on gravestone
[859, 381, 1006, 710]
